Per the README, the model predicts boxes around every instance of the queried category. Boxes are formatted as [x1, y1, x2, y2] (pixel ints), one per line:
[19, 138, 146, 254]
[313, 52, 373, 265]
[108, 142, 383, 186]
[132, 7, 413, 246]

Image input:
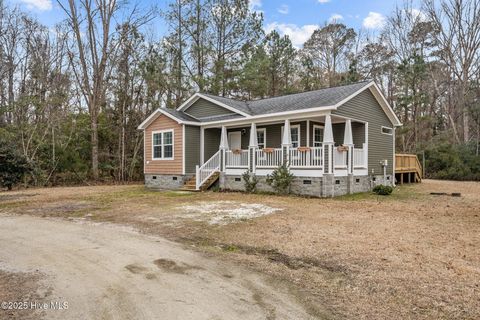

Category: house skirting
[220, 174, 393, 197]
[145, 174, 192, 189]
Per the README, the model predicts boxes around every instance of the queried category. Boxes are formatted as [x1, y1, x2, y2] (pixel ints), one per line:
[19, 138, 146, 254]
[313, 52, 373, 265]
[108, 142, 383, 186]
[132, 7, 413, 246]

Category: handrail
[196, 150, 220, 190]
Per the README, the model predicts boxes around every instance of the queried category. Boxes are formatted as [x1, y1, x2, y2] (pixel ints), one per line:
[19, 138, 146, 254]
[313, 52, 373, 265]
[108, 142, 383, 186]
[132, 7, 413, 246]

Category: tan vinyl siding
[184, 98, 236, 119]
[144, 114, 183, 174]
[332, 88, 394, 175]
[184, 125, 200, 173]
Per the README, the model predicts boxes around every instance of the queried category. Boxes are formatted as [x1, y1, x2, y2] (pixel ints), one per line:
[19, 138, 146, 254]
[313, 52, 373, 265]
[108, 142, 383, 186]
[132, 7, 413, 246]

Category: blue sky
[8, 0, 407, 47]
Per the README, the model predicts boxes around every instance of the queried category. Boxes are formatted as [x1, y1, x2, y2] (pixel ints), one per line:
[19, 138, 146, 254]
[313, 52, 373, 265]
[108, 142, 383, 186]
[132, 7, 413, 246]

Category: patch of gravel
[178, 201, 282, 225]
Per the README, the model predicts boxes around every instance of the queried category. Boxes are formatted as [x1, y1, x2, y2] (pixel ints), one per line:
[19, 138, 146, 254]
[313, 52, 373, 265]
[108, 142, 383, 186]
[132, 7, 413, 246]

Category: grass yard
[1, 180, 479, 319]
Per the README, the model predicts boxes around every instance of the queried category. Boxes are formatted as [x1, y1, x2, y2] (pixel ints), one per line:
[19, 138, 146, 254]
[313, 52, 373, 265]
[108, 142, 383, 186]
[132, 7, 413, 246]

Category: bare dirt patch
[0, 270, 49, 320]
[178, 200, 282, 224]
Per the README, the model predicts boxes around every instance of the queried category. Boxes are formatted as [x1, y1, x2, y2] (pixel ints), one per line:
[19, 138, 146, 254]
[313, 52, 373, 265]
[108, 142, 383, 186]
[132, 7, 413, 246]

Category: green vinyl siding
[332, 88, 394, 175]
[184, 125, 200, 173]
[226, 121, 307, 149]
[184, 98, 236, 119]
[204, 128, 221, 160]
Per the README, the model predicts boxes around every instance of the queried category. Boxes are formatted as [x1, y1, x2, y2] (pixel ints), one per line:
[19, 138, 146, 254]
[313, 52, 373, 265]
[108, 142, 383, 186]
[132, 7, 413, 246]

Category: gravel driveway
[0, 215, 309, 320]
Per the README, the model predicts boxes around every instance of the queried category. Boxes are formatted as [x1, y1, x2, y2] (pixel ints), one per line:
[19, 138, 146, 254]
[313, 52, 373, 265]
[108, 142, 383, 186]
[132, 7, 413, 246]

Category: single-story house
[137, 80, 402, 197]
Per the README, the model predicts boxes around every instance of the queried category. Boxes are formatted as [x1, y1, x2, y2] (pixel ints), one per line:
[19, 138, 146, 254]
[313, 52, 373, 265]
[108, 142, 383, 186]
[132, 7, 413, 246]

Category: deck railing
[256, 148, 283, 167]
[225, 150, 249, 168]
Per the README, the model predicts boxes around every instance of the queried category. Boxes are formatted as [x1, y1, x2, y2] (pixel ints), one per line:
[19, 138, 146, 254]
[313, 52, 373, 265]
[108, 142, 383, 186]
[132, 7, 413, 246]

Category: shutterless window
[381, 126, 393, 135]
[282, 125, 301, 148]
[152, 130, 174, 160]
[257, 128, 266, 149]
[313, 125, 323, 147]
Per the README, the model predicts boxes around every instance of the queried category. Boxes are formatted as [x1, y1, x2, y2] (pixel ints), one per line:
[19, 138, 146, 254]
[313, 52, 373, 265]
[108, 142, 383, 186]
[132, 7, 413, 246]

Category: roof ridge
[200, 80, 372, 104]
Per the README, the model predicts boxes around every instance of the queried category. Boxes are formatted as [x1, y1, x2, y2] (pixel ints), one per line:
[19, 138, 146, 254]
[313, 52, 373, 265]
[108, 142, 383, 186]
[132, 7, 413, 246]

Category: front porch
[195, 114, 372, 195]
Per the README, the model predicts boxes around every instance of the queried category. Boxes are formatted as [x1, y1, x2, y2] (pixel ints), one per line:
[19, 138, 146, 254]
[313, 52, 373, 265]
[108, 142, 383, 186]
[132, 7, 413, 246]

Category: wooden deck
[395, 154, 422, 183]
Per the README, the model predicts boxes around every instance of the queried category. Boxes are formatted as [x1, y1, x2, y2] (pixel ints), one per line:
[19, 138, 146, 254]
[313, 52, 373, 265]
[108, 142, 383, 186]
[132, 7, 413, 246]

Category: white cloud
[317, 0, 330, 3]
[363, 12, 386, 29]
[265, 22, 319, 48]
[277, 4, 289, 14]
[249, 0, 262, 11]
[20, 0, 52, 11]
[329, 13, 343, 23]
[409, 8, 427, 21]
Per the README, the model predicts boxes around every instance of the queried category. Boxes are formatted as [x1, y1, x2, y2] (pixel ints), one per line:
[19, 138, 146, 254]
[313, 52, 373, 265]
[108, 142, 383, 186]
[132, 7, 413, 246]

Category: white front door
[228, 131, 242, 150]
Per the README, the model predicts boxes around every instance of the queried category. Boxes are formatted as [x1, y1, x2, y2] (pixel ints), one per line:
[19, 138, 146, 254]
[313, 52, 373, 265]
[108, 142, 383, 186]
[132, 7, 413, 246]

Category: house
[137, 81, 402, 197]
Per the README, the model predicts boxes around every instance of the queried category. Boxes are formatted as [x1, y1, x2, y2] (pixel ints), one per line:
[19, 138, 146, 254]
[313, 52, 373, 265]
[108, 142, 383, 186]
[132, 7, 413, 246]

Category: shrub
[242, 170, 258, 193]
[372, 184, 393, 196]
[266, 163, 294, 194]
[0, 142, 30, 190]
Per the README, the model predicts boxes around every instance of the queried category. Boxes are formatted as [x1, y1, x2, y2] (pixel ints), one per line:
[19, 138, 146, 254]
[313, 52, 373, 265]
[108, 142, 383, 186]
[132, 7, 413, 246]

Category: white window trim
[257, 128, 266, 149]
[152, 129, 174, 160]
[281, 124, 301, 148]
[313, 124, 324, 147]
[381, 126, 393, 136]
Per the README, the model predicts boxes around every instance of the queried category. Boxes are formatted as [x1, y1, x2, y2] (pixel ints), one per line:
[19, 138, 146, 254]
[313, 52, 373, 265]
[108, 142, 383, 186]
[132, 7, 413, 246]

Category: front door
[228, 131, 242, 150]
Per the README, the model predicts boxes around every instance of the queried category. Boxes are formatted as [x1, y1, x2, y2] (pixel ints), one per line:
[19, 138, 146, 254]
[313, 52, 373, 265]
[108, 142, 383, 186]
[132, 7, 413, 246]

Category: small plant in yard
[242, 170, 258, 193]
[372, 184, 393, 195]
[266, 163, 294, 194]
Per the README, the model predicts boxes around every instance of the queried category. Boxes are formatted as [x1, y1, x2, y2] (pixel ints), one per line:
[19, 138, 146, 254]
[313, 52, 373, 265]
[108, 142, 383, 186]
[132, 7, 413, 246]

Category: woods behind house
[0, 0, 479, 187]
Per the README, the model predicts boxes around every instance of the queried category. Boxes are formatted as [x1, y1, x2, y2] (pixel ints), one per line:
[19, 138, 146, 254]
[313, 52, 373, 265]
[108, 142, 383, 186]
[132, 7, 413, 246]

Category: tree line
[0, 0, 479, 188]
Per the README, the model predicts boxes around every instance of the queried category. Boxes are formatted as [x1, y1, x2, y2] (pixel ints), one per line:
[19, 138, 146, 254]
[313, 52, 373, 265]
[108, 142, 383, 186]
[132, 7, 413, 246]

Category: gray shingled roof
[162, 107, 199, 122]
[201, 81, 372, 117]
[200, 93, 253, 115]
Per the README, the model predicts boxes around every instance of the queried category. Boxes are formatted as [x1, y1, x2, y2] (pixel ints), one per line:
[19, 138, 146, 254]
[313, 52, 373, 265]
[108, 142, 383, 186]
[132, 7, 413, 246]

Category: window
[257, 128, 266, 149]
[381, 126, 393, 135]
[281, 124, 301, 148]
[152, 130, 174, 160]
[313, 125, 324, 147]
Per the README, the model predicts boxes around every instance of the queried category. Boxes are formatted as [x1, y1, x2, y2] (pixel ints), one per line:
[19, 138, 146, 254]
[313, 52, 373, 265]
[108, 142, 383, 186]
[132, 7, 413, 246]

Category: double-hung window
[281, 124, 301, 148]
[152, 130, 174, 160]
[257, 128, 266, 149]
[313, 125, 323, 147]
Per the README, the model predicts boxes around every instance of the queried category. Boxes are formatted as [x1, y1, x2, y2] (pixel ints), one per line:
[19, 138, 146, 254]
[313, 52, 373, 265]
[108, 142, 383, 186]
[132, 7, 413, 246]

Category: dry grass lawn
[1, 180, 479, 319]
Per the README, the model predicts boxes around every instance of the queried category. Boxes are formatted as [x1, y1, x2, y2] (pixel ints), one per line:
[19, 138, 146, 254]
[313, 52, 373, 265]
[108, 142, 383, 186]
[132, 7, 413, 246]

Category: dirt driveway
[0, 215, 309, 320]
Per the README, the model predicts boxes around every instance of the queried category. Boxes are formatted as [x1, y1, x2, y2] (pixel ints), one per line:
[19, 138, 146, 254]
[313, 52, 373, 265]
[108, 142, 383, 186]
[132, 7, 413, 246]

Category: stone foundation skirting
[145, 174, 192, 189]
[220, 174, 393, 197]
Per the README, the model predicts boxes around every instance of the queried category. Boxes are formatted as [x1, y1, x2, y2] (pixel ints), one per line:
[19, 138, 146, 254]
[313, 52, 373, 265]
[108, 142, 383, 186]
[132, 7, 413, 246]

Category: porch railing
[225, 150, 248, 168]
[196, 150, 220, 190]
[289, 147, 323, 167]
[256, 148, 283, 168]
[353, 148, 367, 168]
[334, 148, 347, 168]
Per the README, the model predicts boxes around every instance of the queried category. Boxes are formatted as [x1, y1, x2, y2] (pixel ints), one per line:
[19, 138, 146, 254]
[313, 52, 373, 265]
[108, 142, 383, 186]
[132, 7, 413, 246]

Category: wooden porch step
[180, 172, 220, 191]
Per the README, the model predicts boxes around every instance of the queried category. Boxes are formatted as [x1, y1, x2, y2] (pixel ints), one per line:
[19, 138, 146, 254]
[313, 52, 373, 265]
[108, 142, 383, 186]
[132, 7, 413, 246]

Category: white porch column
[282, 119, 292, 165]
[343, 119, 354, 174]
[323, 115, 334, 174]
[219, 126, 229, 172]
[249, 123, 258, 172]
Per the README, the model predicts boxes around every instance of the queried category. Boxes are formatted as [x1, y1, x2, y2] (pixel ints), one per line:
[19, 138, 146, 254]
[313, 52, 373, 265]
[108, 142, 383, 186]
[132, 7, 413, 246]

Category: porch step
[180, 172, 220, 191]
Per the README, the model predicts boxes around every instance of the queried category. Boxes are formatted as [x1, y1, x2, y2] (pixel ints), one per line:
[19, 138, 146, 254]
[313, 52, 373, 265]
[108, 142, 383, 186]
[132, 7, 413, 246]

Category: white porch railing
[334, 148, 347, 168]
[256, 148, 283, 167]
[226, 150, 248, 168]
[289, 147, 323, 167]
[196, 150, 220, 190]
[353, 148, 367, 167]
